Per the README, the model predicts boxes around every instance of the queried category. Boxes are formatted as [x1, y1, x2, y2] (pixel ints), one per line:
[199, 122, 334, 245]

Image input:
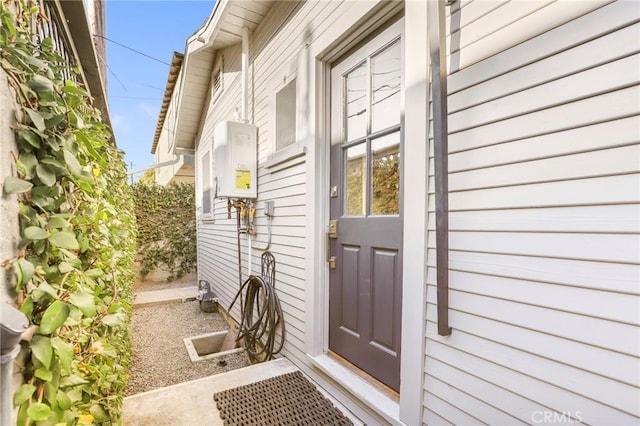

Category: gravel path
[125, 300, 250, 396]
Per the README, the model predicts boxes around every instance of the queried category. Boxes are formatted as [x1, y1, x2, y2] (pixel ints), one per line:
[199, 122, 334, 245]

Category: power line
[106, 63, 128, 92]
[94, 34, 172, 66]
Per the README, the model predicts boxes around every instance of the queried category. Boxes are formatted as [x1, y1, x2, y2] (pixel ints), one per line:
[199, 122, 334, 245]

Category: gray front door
[329, 20, 403, 392]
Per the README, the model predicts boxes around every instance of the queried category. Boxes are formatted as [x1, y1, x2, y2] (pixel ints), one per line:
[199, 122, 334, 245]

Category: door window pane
[371, 39, 401, 133]
[371, 133, 400, 215]
[345, 143, 366, 216]
[346, 61, 367, 142]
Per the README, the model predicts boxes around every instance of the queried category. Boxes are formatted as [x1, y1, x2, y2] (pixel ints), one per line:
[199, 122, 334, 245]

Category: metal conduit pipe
[428, 0, 452, 336]
[241, 26, 253, 277]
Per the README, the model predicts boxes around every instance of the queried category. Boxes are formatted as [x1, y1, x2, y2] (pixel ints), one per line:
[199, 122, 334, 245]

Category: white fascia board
[173, 0, 231, 150]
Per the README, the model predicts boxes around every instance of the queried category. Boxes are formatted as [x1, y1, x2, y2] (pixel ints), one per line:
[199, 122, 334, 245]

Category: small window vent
[212, 54, 224, 101]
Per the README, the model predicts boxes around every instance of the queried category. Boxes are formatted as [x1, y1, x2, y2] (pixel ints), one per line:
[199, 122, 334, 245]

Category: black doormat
[213, 371, 354, 425]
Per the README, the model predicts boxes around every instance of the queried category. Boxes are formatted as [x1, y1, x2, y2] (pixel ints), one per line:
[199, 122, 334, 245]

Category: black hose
[228, 273, 285, 363]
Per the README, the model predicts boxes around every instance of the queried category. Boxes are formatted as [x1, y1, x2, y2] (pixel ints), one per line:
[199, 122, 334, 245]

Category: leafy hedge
[1, 2, 136, 424]
[132, 182, 196, 281]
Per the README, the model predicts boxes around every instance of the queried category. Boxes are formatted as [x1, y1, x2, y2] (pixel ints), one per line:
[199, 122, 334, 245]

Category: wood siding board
[239, 1, 272, 17]
[432, 251, 640, 295]
[425, 374, 523, 425]
[257, 170, 306, 190]
[448, 0, 639, 92]
[252, 1, 340, 81]
[447, 0, 555, 54]
[445, 0, 474, 19]
[426, 328, 640, 419]
[426, 307, 640, 388]
[442, 205, 640, 234]
[428, 269, 640, 325]
[424, 356, 554, 423]
[426, 287, 640, 357]
[423, 408, 455, 426]
[426, 336, 640, 424]
[449, 24, 640, 113]
[448, 87, 640, 153]
[223, 11, 261, 29]
[448, 117, 640, 172]
[251, 1, 325, 81]
[435, 231, 640, 264]
[250, 1, 300, 57]
[448, 0, 615, 72]
[446, 0, 509, 36]
[424, 1, 640, 423]
[448, 145, 640, 191]
[449, 54, 640, 133]
[441, 174, 640, 211]
[424, 391, 485, 425]
[227, 4, 266, 25]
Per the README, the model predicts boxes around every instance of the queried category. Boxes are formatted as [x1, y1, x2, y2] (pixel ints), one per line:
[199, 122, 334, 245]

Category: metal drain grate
[213, 371, 354, 425]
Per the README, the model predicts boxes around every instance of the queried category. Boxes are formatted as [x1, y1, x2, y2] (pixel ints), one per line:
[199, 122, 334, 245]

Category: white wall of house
[0, 69, 20, 307]
[0, 66, 28, 426]
[191, 0, 639, 424]
[194, 1, 409, 423]
[423, 1, 640, 424]
[155, 71, 195, 186]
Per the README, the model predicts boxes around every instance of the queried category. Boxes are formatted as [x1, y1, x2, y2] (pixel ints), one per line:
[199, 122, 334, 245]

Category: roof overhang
[172, 0, 275, 151]
[151, 52, 183, 154]
[58, 1, 111, 130]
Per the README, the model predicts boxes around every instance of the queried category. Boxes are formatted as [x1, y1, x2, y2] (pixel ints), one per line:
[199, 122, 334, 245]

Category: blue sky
[105, 1, 214, 179]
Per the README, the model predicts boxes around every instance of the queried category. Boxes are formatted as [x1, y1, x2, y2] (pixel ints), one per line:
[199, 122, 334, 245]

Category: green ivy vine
[1, 1, 136, 424]
[132, 182, 196, 282]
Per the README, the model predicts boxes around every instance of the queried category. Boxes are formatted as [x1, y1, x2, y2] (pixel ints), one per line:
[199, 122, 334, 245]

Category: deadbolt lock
[328, 256, 336, 269]
[328, 219, 338, 239]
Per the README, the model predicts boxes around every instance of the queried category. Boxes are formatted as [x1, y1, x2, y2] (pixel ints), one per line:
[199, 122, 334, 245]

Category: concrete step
[123, 357, 297, 425]
[134, 286, 198, 307]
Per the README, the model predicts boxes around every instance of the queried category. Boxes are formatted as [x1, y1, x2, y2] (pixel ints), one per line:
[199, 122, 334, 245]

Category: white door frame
[303, 3, 429, 425]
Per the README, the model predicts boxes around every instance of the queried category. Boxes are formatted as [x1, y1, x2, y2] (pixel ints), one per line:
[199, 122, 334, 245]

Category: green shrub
[132, 182, 196, 281]
[1, 2, 136, 424]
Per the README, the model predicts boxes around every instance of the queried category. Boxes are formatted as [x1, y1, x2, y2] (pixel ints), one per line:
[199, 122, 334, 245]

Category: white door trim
[399, 1, 429, 425]
[303, 2, 428, 425]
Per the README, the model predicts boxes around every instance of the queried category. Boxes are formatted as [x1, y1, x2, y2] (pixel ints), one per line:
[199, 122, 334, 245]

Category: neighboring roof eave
[151, 52, 184, 154]
[172, 0, 275, 151]
[58, 0, 111, 130]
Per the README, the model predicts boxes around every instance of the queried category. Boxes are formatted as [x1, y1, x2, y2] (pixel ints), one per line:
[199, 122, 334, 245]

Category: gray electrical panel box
[213, 120, 258, 199]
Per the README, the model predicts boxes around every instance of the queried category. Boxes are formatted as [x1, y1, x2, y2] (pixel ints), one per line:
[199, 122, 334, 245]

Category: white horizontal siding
[448, 116, 639, 171]
[434, 205, 640, 234]
[447, 0, 615, 72]
[429, 250, 639, 295]
[424, 1, 640, 424]
[194, 0, 363, 384]
[448, 0, 638, 92]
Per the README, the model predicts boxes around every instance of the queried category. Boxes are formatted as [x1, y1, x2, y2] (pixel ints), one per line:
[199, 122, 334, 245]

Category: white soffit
[174, 0, 276, 150]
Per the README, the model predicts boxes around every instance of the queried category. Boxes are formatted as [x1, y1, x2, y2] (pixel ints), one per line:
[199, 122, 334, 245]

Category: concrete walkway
[123, 357, 296, 425]
[125, 285, 362, 425]
[134, 286, 198, 307]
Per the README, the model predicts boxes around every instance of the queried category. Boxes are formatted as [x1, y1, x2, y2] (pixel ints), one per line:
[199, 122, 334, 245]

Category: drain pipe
[1, 304, 29, 426]
[241, 26, 249, 124]
[126, 154, 194, 177]
[241, 25, 253, 277]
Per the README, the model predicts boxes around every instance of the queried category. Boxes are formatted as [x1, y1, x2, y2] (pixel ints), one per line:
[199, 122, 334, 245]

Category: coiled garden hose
[228, 254, 285, 363]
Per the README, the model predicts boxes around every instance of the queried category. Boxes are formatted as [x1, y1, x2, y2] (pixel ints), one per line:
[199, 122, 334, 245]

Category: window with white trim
[199, 149, 213, 220]
[275, 79, 296, 151]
